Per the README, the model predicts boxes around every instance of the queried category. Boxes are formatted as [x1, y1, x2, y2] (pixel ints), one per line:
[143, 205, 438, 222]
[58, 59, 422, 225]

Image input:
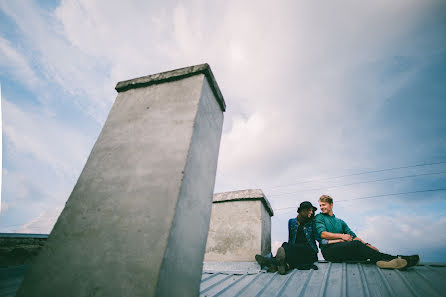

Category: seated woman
[256, 201, 327, 274]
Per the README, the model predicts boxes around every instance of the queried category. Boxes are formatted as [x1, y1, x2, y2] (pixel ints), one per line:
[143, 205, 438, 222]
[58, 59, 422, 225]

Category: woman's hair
[319, 194, 333, 204]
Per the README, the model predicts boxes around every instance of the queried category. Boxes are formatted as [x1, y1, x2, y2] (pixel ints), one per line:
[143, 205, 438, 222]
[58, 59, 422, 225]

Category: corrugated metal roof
[199, 262, 446, 297]
[2, 262, 445, 297]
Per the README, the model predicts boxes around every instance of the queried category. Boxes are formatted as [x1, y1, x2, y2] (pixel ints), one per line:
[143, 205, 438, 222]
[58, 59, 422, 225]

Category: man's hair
[319, 195, 333, 204]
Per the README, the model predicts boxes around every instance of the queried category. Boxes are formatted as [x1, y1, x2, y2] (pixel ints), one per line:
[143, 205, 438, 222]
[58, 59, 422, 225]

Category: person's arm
[315, 214, 327, 238]
[321, 231, 353, 241]
[327, 239, 344, 244]
[312, 221, 329, 245]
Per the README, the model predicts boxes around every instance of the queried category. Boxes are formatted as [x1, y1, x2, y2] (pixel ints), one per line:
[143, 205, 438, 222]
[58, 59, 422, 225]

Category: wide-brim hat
[297, 201, 317, 213]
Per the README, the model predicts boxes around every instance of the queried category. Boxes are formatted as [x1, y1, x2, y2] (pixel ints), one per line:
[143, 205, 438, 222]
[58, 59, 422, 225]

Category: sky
[1, 0, 446, 262]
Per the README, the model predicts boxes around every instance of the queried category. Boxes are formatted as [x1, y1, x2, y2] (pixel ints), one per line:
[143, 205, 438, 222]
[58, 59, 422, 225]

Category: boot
[267, 264, 278, 273]
[398, 255, 420, 268]
[255, 252, 275, 270]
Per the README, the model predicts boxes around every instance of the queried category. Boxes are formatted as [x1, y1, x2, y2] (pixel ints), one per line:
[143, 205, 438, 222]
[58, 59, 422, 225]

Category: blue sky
[1, 0, 446, 262]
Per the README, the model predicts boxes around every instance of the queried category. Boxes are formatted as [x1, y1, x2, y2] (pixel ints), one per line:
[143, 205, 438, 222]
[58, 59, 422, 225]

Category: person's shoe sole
[276, 247, 286, 275]
[376, 258, 408, 270]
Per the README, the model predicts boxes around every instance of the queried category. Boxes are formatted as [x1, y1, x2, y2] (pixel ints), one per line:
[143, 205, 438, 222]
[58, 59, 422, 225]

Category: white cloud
[1, 0, 444, 255]
[0, 0, 115, 122]
[16, 206, 62, 233]
[0, 102, 86, 232]
[0, 36, 39, 89]
[2, 98, 92, 180]
[358, 214, 446, 256]
[27, 0, 435, 137]
[54, 0, 173, 83]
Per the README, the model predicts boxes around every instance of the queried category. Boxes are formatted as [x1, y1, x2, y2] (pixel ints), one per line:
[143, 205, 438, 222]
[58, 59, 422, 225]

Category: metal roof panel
[199, 262, 446, 297]
[2, 262, 446, 297]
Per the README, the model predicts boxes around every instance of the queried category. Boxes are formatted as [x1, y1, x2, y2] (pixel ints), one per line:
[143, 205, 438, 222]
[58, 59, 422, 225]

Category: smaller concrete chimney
[204, 189, 274, 262]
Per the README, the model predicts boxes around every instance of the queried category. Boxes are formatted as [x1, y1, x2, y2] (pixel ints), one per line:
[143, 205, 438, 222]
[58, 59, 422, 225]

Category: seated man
[315, 195, 419, 269]
[256, 201, 323, 274]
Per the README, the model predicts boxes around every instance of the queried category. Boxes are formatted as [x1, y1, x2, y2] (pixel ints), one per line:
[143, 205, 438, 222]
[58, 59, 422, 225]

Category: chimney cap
[213, 189, 274, 216]
[115, 63, 226, 111]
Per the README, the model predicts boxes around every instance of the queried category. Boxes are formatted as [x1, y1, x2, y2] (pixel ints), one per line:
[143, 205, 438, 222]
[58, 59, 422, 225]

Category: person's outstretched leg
[348, 241, 419, 268]
[322, 241, 409, 269]
[352, 241, 394, 262]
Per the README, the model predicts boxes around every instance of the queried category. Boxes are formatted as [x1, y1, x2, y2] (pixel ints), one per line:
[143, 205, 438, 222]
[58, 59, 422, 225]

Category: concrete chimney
[204, 189, 274, 262]
[16, 64, 225, 297]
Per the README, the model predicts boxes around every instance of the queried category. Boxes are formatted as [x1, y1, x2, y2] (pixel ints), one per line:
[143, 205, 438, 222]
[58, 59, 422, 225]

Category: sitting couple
[256, 195, 419, 274]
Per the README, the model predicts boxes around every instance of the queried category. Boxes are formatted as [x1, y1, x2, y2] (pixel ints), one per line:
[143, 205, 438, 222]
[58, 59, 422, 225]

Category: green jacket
[314, 213, 357, 249]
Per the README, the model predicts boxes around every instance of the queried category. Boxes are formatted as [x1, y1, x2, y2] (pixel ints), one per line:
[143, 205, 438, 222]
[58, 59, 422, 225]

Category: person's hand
[341, 234, 353, 241]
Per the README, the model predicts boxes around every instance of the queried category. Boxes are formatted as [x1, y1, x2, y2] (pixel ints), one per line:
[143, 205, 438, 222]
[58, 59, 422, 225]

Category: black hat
[297, 201, 317, 213]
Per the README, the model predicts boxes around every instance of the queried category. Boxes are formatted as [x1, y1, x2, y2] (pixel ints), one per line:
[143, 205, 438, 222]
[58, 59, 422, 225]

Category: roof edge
[0, 233, 49, 238]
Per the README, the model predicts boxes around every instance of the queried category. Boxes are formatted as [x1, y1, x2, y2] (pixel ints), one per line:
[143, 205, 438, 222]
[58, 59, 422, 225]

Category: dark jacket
[288, 218, 328, 253]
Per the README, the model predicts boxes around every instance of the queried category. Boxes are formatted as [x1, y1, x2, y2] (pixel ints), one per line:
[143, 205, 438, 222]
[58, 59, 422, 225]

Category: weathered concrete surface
[204, 190, 273, 262]
[16, 64, 225, 297]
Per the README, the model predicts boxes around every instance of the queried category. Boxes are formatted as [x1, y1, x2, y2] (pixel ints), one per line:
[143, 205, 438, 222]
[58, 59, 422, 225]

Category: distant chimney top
[213, 189, 274, 216]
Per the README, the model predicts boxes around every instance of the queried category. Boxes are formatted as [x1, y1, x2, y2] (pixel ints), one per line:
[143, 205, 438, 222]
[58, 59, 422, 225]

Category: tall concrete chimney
[16, 64, 225, 297]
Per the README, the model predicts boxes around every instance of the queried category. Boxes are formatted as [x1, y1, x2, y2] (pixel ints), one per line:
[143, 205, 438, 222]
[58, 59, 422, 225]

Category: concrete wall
[204, 190, 273, 262]
[16, 64, 225, 297]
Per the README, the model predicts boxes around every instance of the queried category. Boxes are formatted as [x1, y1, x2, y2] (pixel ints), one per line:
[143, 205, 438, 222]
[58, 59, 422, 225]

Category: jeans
[322, 240, 395, 263]
[282, 242, 318, 268]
